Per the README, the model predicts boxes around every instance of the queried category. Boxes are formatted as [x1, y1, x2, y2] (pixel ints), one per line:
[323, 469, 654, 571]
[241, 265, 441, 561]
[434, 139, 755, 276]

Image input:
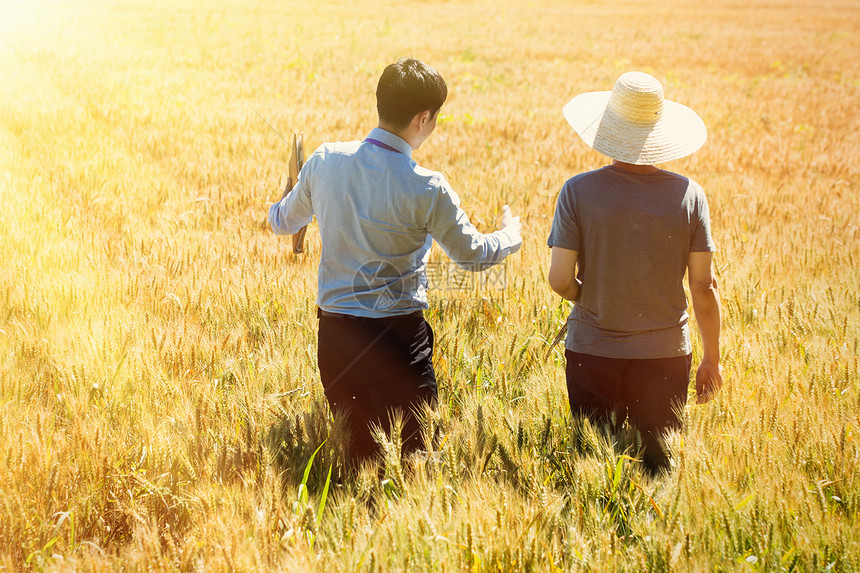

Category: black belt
[317, 308, 423, 320]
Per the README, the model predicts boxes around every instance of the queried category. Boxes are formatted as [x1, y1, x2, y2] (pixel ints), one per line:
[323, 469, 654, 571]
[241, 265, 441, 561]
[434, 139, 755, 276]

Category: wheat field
[0, 0, 858, 570]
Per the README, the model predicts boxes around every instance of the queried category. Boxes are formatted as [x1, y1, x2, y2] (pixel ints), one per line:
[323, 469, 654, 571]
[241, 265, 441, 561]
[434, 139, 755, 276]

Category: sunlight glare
[0, 0, 41, 43]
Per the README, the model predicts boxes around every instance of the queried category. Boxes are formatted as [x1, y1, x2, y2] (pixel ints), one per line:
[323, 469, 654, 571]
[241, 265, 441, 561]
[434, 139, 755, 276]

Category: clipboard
[284, 132, 308, 254]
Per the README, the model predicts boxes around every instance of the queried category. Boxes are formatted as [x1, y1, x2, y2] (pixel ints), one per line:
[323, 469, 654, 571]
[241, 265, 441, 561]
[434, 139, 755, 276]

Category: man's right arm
[688, 251, 723, 403]
[426, 183, 522, 269]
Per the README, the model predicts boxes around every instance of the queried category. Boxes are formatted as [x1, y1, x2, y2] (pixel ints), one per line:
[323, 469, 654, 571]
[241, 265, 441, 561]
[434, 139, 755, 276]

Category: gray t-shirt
[547, 165, 716, 359]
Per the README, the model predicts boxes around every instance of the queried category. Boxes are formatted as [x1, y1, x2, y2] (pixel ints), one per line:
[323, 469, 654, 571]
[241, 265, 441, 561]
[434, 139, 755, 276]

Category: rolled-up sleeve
[269, 156, 315, 235]
[426, 179, 520, 270]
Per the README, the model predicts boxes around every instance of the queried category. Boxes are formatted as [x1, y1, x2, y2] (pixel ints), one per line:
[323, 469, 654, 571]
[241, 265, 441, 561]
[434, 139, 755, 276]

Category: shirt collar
[367, 127, 413, 158]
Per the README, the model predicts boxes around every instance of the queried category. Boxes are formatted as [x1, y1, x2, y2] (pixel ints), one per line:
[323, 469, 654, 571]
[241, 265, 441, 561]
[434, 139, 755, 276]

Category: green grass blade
[316, 463, 333, 524]
[299, 439, 327, 505]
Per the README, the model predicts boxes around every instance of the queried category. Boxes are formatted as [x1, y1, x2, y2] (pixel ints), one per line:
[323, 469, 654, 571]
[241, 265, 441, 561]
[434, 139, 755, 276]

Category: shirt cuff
[495, 227, 522, 255]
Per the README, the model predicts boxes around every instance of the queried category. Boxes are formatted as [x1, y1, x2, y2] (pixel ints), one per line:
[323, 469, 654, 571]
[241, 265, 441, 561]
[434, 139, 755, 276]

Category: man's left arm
[548, 247, 581, 301]
[269, 166, 314, 236]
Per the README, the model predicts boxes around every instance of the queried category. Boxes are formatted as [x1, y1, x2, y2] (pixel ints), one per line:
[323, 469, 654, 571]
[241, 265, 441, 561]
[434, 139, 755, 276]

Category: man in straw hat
[270, 58, 522, 467]
[547, 71, 723, 473]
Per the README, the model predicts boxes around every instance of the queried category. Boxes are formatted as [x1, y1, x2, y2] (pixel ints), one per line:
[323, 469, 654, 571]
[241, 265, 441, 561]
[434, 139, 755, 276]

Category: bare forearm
[548, 247, 580, 302]
[691, 284, 721, 362]
[551, 278, 581, 302]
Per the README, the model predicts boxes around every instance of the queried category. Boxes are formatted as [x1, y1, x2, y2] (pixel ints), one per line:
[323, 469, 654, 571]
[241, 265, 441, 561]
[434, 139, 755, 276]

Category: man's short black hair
[376, 58, 447, 129]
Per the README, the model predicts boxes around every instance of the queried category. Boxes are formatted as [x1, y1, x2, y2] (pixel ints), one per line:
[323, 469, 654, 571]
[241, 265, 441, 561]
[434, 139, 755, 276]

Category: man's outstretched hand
[502, 204, 522, 235]
[696, 360, 723, 404]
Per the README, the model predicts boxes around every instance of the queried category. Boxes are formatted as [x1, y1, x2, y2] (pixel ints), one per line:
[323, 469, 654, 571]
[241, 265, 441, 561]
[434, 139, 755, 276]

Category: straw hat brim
[563, 91, 707, 165]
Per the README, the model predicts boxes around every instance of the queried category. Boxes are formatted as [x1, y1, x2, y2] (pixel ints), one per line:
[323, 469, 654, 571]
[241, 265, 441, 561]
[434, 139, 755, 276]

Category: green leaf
[316, 463, 333, 524]
[299, 439, 327, 505]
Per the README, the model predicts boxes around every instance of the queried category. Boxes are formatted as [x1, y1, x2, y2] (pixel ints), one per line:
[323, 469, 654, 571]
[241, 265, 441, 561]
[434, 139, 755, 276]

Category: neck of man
[612, 160, 661, 174]
[379, 108, 436, 151]
[378, 120, 420, 150]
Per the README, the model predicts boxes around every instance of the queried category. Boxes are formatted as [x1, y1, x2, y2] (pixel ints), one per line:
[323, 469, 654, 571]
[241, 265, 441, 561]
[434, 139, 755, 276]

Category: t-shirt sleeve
[689, 183, 716, 252]
[547, 181, 580, 251]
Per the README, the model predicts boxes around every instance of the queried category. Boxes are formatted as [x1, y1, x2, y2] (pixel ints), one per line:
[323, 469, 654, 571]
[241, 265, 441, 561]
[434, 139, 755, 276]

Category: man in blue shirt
[270, 58, 522, 465]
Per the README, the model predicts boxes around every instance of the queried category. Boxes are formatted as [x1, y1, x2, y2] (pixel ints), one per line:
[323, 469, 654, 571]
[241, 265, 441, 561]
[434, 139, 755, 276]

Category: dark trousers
[565, 350, 692, 472]
[317, 311, 437, 465]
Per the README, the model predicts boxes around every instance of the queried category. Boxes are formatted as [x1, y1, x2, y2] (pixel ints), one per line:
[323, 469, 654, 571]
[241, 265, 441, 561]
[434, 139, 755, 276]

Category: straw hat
[563, 71, 706, 165]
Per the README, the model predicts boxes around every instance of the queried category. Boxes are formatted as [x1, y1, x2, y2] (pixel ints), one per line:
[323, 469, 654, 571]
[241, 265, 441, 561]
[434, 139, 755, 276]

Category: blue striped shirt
[269, 128, 521, 317]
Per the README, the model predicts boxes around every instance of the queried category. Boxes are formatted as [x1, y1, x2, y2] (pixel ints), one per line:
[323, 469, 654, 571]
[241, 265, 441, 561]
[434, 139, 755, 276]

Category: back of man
[553, 165, 714, 358]
[291, 135, 504, 316]
[548, 71, 723, 473]
[269, 58, 522, 466]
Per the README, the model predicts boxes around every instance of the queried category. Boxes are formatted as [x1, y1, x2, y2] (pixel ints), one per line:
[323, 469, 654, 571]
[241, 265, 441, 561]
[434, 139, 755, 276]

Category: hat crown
[607, 71, 664, 125]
